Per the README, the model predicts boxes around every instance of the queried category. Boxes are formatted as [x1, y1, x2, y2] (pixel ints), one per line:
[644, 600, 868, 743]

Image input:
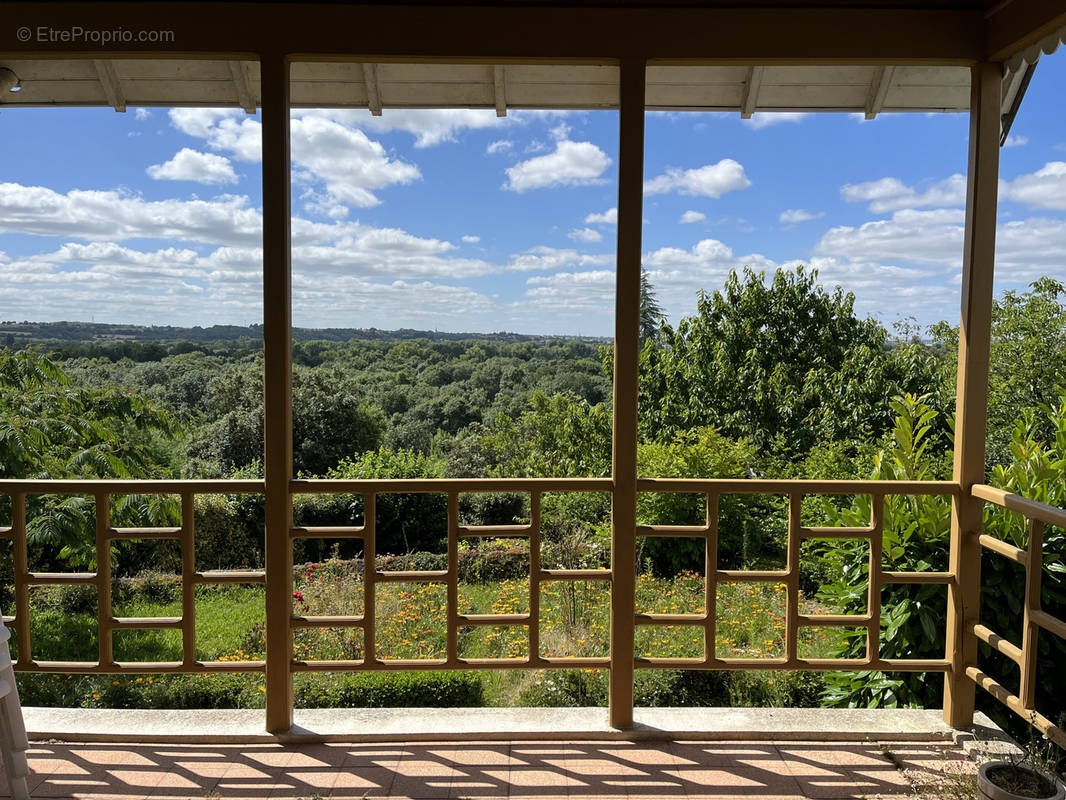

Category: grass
[16, 558, 838, 708]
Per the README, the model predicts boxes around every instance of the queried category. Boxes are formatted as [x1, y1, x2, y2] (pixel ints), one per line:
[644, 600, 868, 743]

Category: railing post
[261, 53, 295, 734]
[944, 61, 1001, 730]
[96, 492, 113, 668]
[11, 493, 30, 666]
[609, 57, 645, 729]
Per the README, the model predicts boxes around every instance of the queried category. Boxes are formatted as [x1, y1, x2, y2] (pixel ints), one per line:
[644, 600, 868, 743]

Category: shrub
[517, 669, 607, 707]
[294, 671, 485, 708]
[516, 668, 825, 708]
[195, 493, 263, 570]
[17, 673, 263, 709]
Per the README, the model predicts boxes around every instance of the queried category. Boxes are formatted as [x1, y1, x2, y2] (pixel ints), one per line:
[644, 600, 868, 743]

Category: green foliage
[17, 673, 264, 710]
[0, 350, 180, 566]
[472, 391, 613, 479]
[818, 394, 953, 709]
[294, 671, 485, 708]
[516, 668, 824, 708]
[0, 349, 178, 479]
[640, 267, 666, 345]
[194, 493, 264, 570]
[330, 447, 448, 554]
[932, 278, 1066, 468]
[185, 361, 384, 476]
[979, 391, 1066, 733]
[639, 266, 940, 460]
[637, 427, 769, 572]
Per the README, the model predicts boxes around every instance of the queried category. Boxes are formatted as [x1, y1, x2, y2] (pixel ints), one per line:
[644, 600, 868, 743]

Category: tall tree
[639, 266, 939, 458]
[931, 277, 1066, 467]
[640, 267, 665, 346]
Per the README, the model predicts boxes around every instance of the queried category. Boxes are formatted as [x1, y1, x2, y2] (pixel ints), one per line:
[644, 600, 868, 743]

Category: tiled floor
[2, 739, 976, 800]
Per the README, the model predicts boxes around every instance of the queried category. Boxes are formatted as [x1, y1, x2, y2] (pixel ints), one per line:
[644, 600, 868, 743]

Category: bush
[294, 671, 484, 708]
[17, 672, 263, 709]
[517, 669, 607, 707]
[195, 493, 263, 570]
[113, 571, 181, 606]
[29, 583, 97, 615]
[516, 668, 825, 708]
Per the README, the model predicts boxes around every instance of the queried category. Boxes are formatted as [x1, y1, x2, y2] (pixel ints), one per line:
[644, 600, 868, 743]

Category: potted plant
[977, 730, 1065, 800]
[978, 760, 1064, 800]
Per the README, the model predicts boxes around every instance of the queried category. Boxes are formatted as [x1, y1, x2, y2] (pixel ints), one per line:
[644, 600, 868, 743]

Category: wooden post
[943, 61, 1001, 730]
[609, 58, 645, 729]
[261, 54, 294, 734]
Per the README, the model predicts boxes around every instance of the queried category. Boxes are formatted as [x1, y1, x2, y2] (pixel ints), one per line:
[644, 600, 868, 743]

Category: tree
[639, 266, 939, 460]
[185, 361, 384, 476]
[931, 277, 1066, 468]
[0, 350, 179, 565]
[640, 268, 665, 346]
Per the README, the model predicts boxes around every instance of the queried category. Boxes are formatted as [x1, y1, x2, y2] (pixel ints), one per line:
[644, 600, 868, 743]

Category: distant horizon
[0, 318, 614, 342]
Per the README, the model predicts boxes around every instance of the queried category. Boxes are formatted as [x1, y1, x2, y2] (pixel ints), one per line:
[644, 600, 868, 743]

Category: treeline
[0, 319, 607, 351]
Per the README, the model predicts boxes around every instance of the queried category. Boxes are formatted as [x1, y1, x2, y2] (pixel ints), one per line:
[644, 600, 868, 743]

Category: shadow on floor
[2, 738, 972, 800]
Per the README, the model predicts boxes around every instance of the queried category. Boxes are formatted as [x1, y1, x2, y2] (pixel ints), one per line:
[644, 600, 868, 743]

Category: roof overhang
[0, 1, 1061, 127]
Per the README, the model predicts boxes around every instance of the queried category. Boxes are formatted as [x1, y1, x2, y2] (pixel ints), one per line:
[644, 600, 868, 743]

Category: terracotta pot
[978, 761, 1065, 800]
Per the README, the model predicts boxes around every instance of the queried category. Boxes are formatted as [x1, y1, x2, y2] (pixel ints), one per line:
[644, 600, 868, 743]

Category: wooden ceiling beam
[93, 59, 125, 112]
[362, 62, 382, 115]
[494, 65, 507, 117]
[741, 65, 764, 118]
[864, 65, 895, 119]
[229, 60, 256, 113]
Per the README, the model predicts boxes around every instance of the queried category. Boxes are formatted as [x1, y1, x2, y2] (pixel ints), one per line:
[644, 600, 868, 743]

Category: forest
[0, 266, 1063, 738]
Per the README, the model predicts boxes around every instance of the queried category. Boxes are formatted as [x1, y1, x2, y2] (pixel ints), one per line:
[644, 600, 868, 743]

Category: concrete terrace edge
[22, 706, 1000, 744]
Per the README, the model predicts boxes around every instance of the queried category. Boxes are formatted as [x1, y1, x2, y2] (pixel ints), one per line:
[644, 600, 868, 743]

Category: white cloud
[549, 122, 571, 141]
[0, 181, 435, 251]
[170, 108, 421, 209]
[1001, 162, 1066, 210]
[841, 174, 966, 213]
[817, 208, 967, 268]
[567, 227, 603, 243]
[169, 109, 262, 162]
[0, 183, 267, 246]
[779, 208, 824, 225]
[146, 148, 239, 185]
[644, 159, 751, 198]
[504, 140, 611, 193]
[461, 235, 480, 243]
[506, 246, 613, 273]
[522, 270, 616, 322]
[335, 108, 505, 148]
[289, 115, 420, 208]
[842, 163, 1066, 215]
[1003, 134, 1029, 148]
[585, 208, 617, 225]
[679, 210, 707, 224]
[487, 140, 513, 155]
[742, 112, 811, 130]
[134, 108, 151, 121]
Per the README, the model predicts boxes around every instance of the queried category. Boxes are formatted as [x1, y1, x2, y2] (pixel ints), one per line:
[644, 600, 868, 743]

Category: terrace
[1, 0, 1066, 796]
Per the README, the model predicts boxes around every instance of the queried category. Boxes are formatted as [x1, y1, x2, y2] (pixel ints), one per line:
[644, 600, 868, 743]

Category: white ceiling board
[0, 59, 972, 116]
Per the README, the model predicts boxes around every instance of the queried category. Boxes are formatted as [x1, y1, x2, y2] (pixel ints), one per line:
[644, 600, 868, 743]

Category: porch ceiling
[0, 60, 979, 115]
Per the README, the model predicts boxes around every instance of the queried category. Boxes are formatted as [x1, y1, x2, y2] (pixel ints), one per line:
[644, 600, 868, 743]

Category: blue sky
[0, 56, 1064, 337]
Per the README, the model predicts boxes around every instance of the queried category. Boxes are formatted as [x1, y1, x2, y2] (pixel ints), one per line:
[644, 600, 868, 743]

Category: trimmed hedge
[294, 671, 485, 708]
